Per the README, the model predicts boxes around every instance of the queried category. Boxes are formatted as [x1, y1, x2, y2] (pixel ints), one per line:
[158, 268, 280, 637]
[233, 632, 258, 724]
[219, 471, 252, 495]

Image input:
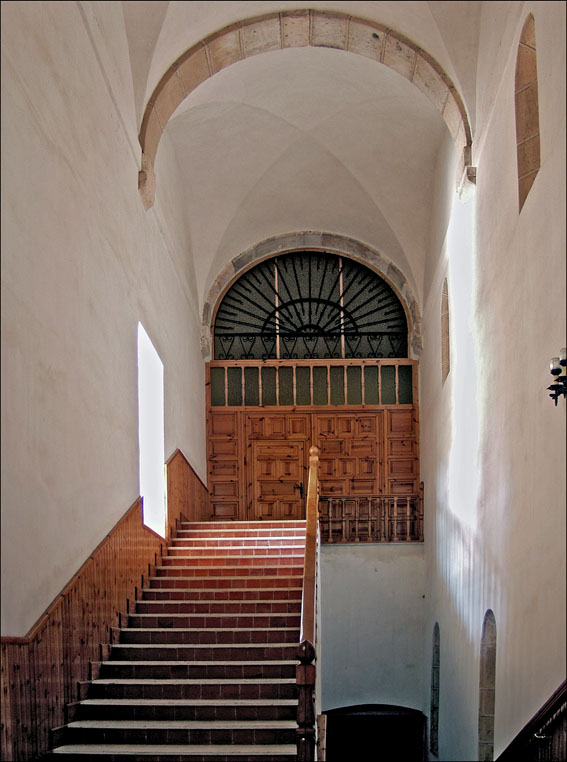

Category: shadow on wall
[323, 704, 426, 761]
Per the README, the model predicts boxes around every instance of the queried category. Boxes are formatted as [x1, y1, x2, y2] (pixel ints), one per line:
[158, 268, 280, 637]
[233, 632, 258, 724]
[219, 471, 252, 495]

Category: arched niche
[138, 9, 473, 209]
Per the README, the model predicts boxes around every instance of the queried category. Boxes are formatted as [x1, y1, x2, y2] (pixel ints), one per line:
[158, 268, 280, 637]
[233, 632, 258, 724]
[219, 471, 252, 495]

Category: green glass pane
[210, 367, 226, 407]
[313, 367, 328, 405]
[227, 367, 242, 406]
[364, 365, 379, 404]
[244, 367, 259, 406]
[279, 366, 294, 405]
[347, 366, 362, 405]
[381, 365, 396, 404]
[296, 367, 311, 405]
[330, 366, 345, 405]
[398, 365, 413, 403]
[261, 367, 277, 406]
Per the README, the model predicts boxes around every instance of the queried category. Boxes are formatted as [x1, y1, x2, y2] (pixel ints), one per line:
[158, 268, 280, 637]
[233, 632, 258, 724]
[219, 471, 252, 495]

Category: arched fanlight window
[213, 252, 408, 360]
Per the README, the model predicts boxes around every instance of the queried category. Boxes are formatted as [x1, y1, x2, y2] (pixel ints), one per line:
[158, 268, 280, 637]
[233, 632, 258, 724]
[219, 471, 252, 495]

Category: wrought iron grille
[213, 253, 408, 360]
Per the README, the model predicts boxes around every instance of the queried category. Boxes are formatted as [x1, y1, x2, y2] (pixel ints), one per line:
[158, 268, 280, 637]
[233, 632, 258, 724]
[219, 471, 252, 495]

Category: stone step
[154, 565, 303, 577]
[67, 698, 298, 723]
[127, 613, 300, 629]
[159, 555, 303, 567]
[148, 575, 302, 588]
[140, 588, 302, 601]
[170, 537, 305, 547]
[53, 719, 297, 746]
[49, 742, 297, 761]
[108, 644, 298, 662]
[87, 678, 298, 700]
[135, 601, 301, 615]
[118, 627, 299, 645]
[165, 546, 304, 557]
[178, 520, 305, 531]
[97, 661, 297, 680]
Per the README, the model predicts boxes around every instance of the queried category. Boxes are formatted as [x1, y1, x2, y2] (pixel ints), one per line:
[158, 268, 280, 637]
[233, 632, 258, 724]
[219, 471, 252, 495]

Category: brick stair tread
[112, 643, 296, 649]
[64, 720, 297, 729]
[51, 743, 297, 754]
[77, 699, 297, 706]
[120, 627, 298, 632]
[103, 661, 298, 666]
[92, 679, 295, 685]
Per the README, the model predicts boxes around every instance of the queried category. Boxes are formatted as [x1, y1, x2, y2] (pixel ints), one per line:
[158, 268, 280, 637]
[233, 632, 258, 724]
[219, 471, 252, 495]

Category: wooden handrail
[299, 446, 320, 647]
[297, 446, 320, 762]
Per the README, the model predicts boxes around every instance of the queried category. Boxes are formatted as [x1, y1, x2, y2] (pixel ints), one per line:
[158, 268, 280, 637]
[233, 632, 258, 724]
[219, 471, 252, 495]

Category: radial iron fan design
[213, 252, 408, 359]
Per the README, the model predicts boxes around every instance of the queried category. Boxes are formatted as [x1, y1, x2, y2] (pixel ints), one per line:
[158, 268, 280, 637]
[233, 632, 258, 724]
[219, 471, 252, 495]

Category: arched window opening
[515, 14, 540, 211]
[213, 252, 408, 361]
[430, 622, 440, 756]
[441, 278, 450, 383]
[479, 610, 497, 762]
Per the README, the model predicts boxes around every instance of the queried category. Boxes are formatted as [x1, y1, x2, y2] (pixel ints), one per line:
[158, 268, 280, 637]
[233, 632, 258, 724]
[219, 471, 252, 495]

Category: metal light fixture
[548, 348, 567, 405]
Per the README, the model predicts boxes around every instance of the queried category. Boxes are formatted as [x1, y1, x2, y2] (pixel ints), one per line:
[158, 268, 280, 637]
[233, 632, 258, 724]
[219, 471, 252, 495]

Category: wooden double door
[207, 408, 419, 522]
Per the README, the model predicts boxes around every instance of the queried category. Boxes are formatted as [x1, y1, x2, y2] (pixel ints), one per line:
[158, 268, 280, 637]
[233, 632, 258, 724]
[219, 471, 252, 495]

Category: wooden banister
[297, 446, 320, 762]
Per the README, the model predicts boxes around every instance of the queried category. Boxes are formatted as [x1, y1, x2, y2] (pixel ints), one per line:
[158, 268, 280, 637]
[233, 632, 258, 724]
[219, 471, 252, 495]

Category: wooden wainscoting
[166, 448, 210, 535]
[1, 451, 209, 761]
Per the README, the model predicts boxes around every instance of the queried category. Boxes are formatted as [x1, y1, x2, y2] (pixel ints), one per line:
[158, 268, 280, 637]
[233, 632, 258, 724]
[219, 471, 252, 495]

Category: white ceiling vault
[122, 2, 484, 308]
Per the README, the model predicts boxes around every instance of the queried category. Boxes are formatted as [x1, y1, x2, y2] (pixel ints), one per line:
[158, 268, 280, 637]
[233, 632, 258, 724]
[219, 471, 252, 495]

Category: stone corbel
[138, 153, 156, 210]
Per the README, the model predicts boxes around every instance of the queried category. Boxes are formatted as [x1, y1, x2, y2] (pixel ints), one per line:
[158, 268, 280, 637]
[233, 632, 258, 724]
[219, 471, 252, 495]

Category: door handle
[294, 483, 305, 499]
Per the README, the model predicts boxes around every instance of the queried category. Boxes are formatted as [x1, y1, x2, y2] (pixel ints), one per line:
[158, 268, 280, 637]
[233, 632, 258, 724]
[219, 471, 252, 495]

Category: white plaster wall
[320, 544, 426, 713]
[0, 2, 205, 636]
[420, 3, 566, 759]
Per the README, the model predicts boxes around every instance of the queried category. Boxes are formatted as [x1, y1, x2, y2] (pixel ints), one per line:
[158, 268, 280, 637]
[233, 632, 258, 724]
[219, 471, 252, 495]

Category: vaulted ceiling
[122, 2, 484, 307]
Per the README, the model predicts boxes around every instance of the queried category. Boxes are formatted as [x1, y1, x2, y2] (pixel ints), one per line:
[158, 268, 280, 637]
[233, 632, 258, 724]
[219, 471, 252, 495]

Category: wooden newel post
[297, 446, 320, 762]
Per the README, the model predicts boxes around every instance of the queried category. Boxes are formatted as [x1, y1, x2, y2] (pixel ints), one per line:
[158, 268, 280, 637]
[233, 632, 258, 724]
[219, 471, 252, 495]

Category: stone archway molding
[139, 9, 473, 210]
[200, 232, 423, 361]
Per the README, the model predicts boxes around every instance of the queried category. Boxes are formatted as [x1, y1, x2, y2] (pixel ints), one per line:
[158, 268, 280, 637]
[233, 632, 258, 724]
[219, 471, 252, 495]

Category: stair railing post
[297, 446, 320, 762]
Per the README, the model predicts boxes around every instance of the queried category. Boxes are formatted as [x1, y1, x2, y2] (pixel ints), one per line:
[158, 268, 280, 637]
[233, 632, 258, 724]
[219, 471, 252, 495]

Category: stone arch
[201, 231, 422, 361]
[515, 14, 540, 211]
[138, 9, 473, 209]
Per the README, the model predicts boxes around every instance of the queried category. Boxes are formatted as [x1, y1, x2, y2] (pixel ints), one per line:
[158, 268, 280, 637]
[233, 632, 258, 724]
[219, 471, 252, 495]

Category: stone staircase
[49, 520, 306, 761]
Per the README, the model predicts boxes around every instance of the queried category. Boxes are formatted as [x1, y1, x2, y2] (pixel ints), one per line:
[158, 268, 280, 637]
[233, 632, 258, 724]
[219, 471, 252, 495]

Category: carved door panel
[313, 413, 383, 496]
[252, 441, 306, 521]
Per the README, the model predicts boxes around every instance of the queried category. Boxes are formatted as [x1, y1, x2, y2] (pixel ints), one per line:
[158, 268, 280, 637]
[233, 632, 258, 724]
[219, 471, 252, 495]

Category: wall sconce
[548, 348, 567, 405]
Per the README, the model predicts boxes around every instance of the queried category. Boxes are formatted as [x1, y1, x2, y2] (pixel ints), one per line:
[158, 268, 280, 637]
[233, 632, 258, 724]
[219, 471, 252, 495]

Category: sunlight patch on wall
[447, 192, 481, 532]
[137, 323, 165, 537]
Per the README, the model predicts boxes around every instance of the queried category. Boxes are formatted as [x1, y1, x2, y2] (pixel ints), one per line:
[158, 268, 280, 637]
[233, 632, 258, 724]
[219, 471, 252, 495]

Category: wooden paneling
[205, 360, 420, 522]
[207, 411, 241, 521]
[1, 498, 170, 761]
[165, 449, 209, 538]
[313, 412, 383, 497]
[252, 441, 306, 520]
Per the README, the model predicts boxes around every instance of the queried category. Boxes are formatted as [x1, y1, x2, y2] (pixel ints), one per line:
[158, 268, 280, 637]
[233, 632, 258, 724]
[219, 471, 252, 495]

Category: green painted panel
[364, 365, 379, 404]
[381, 365, 396, 404]
[278, 366, 294, 405]
[210, 367, 225, 407]
[398, 365, 413, 404]
[313, 367, 328, 405]
[296, 367, 311, 405]
[347, 366, 362, 405]
[261, 367, 277, 406]
[227, 367, 242, 406]
[330, 366, 345, 405]
[244, 367, 259, 406]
